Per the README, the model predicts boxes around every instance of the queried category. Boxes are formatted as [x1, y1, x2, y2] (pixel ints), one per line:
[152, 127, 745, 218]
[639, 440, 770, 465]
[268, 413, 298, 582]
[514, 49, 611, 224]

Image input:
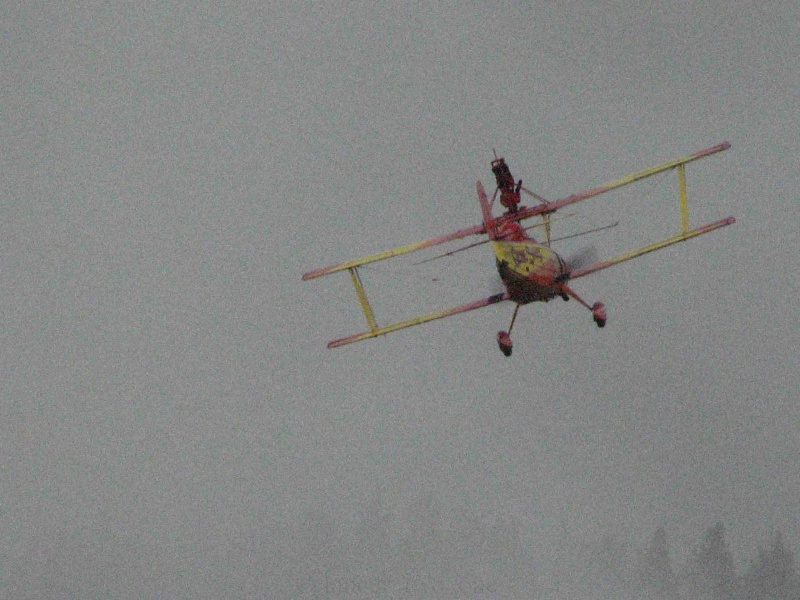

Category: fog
[4, 2, 798, 598]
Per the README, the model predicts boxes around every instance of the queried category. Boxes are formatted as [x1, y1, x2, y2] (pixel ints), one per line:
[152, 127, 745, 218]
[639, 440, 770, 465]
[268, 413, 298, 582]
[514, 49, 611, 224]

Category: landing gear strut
[561, 284, 608, 328]
[497, 304, 520, 357]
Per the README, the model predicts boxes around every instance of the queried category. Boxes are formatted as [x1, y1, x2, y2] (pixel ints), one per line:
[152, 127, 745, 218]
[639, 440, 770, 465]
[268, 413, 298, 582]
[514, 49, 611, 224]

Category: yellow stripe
[678, 163, 689, 233]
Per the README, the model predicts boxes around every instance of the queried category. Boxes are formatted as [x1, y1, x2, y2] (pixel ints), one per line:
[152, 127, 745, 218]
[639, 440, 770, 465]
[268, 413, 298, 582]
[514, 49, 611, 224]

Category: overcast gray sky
[4, 1, 799, 598]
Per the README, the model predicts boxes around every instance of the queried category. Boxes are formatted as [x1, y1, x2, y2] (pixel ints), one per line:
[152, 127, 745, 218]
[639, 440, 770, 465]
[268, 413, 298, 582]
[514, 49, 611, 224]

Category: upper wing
[510, 142, 731, 223]
[302, 142, 730, 281]
[301, 221, 487, 280]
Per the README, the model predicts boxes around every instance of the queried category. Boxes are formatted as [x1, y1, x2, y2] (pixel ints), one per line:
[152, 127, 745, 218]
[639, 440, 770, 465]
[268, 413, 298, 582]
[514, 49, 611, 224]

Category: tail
[477, 180, 498, 240]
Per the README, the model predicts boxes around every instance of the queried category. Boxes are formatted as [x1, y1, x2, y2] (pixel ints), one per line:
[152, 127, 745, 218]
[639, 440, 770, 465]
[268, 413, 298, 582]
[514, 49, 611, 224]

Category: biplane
[303, 143, 735, 356]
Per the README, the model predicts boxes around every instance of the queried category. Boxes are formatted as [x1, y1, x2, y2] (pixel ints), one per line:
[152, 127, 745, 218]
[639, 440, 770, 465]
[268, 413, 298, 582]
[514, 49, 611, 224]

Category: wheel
[497, 331, 513, 357]
[591, 302, 607, 328]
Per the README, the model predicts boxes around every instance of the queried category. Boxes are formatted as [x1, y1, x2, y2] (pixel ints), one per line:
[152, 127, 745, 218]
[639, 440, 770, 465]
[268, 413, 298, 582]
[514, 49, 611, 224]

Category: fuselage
[478, 179, 569, 304]
[492, 230, 570, 304]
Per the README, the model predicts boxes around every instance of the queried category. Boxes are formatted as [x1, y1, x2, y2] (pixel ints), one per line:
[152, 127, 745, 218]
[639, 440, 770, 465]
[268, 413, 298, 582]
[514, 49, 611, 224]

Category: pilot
[492, 158, 523, 212]
[491, 158, 515, 191]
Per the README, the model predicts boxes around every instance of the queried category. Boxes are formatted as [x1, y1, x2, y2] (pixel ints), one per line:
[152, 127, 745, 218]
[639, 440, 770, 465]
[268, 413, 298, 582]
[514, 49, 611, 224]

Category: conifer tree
[743, 531, 798, 600]
[689, 522, 739, 600]
[637, 526, 680, 599]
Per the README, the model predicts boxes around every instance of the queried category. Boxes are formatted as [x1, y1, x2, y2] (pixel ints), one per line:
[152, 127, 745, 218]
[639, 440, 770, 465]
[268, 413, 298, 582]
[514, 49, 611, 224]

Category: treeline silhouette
[268, 497, 798, 599]
[638, 523, 797, 600]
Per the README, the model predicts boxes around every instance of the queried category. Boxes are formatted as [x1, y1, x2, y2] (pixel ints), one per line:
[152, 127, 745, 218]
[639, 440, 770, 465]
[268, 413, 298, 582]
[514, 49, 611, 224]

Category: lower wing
[327, 292, 509, 348]
[569, 217, 735, 280]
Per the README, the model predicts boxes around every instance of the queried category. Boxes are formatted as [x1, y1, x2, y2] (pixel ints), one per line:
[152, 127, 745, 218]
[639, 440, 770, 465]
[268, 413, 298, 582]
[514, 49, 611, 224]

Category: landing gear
[497, 304, 521, 357]
[497, 331, 513, 356]
[560, 284, 608, 328]
[495, 293, 606, 356]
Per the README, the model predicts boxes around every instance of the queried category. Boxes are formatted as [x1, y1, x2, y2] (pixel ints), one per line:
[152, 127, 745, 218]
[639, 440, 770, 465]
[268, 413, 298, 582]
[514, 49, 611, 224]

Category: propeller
[565, 246, 598, 272]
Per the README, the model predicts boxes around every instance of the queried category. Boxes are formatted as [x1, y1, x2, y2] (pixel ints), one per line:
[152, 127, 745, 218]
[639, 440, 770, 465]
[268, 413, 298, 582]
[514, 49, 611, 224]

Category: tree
[742, 531, 799, 600]
[637, 526, 680, 599]
[689, 522, 739, 600]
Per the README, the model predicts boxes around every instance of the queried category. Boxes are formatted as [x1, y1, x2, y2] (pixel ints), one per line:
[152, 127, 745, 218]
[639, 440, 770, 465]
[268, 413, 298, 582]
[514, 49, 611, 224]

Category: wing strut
[349, 267, 378, 333]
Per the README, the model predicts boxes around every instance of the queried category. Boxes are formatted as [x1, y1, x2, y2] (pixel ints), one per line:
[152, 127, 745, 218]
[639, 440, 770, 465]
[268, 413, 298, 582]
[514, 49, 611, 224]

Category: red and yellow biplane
[303, 143, 735, 356]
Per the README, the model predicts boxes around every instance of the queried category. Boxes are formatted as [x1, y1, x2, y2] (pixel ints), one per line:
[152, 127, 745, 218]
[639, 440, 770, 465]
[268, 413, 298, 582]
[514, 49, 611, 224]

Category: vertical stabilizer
[477, 180, 498, 240]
